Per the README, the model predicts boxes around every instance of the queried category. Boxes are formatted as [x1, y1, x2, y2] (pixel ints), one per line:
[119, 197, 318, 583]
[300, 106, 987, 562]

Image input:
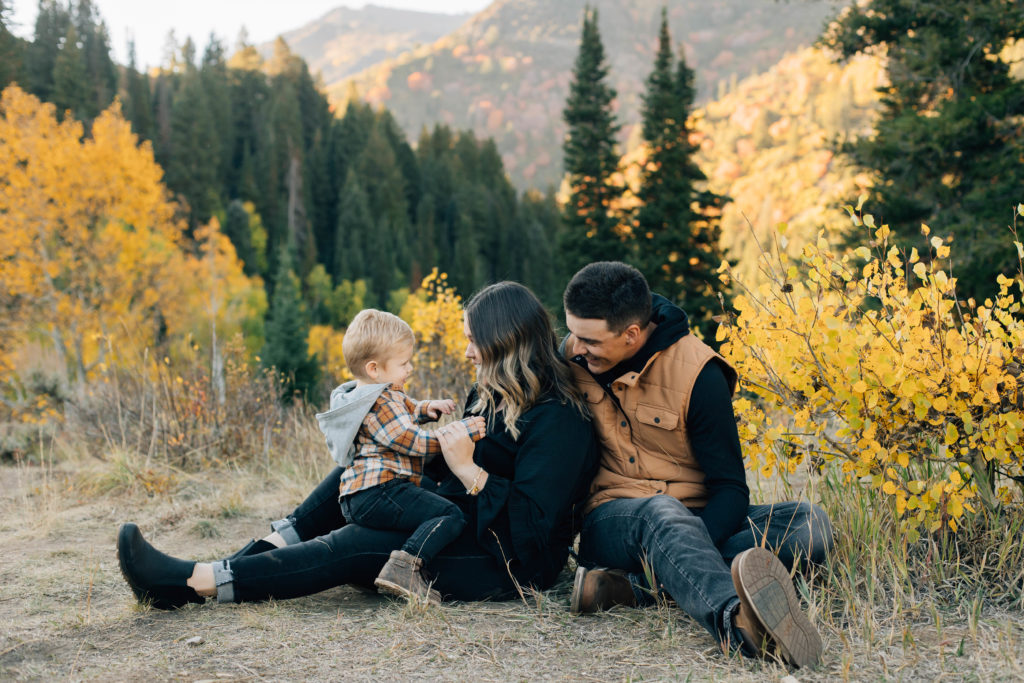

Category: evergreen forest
[0, 0, 564, 328]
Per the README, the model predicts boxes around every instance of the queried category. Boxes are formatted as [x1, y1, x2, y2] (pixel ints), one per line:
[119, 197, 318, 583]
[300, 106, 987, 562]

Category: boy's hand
[464, 415, 487, 441]
[424, 399, 457, 420]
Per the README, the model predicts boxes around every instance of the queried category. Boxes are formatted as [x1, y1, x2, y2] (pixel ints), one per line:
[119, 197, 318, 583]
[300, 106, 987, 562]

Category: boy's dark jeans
[340, 478, 465, 564]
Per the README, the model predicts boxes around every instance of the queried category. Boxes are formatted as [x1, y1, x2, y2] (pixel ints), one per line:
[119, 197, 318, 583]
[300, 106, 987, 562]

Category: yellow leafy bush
[717, 208, 1024, 540]
[400, 270, 474, 404]
[308, 324, 349, 383]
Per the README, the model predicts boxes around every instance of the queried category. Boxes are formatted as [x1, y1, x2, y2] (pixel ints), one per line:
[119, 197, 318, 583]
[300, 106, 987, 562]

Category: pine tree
[635, 9, 728, 336]
[824, 0, 1024, 300]
[262, 251, 319, 401]
[560, 6, 625, 276]
[74, 0, 116, 117]
[223, 199, 255, 275]
[200, 35, 233, 193]
[26, 0, 70, 101]
[122, 39, 154, 141]
[333, 170, 372, 284]
[165, 63, 220, 229]
[50, 24, 90, 120]
[0, 1, 26, 90]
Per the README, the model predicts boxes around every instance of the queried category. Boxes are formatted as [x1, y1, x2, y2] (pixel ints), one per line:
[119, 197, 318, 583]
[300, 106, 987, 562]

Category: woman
[117, 282, 598, 607]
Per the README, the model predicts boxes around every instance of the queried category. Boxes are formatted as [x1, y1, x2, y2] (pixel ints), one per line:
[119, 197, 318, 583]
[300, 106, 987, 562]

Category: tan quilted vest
[567, 334, 737, 515]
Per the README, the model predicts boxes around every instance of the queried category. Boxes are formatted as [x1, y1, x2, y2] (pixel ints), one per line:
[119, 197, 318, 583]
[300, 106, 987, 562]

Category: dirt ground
[2, 462, 1022, 682]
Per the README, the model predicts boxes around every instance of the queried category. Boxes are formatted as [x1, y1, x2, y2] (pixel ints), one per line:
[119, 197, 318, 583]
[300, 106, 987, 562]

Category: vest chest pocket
[635, 403, 679, 431]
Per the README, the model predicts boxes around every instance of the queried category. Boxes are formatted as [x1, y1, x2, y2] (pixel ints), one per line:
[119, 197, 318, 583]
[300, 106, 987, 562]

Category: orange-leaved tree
[717, 206, 1024, 540]
[0, 85, 264, 411]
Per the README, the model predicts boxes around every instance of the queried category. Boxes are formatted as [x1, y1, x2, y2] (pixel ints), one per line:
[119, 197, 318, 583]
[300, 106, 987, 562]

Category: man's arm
[686, 361, 750, 547]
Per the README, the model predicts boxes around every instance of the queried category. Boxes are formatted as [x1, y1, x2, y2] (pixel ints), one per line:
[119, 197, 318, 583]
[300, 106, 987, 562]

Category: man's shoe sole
[732, 547, 822, 668]
[569, 566, 587, 614]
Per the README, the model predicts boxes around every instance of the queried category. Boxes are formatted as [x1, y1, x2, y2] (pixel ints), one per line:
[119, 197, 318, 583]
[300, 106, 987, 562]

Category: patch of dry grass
[2, 448, 1024, 682]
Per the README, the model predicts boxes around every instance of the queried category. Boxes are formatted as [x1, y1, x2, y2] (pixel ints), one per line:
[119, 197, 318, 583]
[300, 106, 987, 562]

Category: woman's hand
[423, 399, 457, 420]
[437, 420, 489, 493]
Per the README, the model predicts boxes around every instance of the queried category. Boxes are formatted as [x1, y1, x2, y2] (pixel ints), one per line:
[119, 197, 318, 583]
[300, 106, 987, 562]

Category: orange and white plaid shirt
[338, 388, 485, 498]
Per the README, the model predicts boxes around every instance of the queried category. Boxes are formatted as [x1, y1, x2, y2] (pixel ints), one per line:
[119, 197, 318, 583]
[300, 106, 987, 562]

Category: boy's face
[565, 313, 642, 375]
[371, 343, 415, 389]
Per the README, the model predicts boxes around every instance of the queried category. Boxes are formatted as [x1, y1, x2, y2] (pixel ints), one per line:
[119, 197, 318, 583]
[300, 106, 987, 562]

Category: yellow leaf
[921, 224, 931, 236]
[882, 480, 897, 495]
[913, 262, 927, 280]
[944, 423, 958, 445]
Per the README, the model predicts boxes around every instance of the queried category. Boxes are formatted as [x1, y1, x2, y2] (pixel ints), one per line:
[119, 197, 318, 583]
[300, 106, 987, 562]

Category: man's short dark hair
[563, 261, 652, 333]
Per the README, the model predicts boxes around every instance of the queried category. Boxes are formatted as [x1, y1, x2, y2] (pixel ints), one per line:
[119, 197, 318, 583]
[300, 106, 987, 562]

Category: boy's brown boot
[730, 547, 822, 668]
[374, 550, 441, 605]
[570, 566, 637, 614]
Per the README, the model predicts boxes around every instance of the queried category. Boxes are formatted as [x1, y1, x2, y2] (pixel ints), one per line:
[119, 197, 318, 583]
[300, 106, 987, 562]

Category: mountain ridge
[321, 0, 840, 188]
[258, 4, 471, 85]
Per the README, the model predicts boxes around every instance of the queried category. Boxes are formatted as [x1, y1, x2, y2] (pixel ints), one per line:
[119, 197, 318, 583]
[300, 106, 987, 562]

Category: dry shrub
[63, 335, 302, 472]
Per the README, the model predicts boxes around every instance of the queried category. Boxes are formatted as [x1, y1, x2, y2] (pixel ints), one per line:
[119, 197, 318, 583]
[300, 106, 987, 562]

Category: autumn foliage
[0, 85, 265, 428]
[717, 206, 1024, 540]
[400, 269, 475, 403]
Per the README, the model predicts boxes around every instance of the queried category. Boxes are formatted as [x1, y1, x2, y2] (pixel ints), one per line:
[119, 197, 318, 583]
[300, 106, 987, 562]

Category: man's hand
[424, 399, 457, 420]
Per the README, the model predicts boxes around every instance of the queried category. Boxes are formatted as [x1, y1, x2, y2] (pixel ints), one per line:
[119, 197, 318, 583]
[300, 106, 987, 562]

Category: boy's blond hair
[343, 309, 416, 380]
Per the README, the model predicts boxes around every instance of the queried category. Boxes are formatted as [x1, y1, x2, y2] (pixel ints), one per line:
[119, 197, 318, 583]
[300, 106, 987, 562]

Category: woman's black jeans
[226, 467, 518, 603]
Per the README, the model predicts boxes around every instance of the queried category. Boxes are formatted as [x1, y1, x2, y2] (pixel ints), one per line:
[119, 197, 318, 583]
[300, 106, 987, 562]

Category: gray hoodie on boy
[315, 381, 390, 468]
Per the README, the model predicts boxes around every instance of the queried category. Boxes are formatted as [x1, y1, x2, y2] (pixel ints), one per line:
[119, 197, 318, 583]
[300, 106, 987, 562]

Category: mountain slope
[694, 47, 885, 285]
[260, 4, 470, 85]
[327, 0, 838, 189]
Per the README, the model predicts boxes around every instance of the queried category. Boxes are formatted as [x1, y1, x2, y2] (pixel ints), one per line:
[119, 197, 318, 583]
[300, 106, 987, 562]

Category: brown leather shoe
[374, 550, 441, 605]
[570, 566, 637, 614]
[730, 547, 822, 668]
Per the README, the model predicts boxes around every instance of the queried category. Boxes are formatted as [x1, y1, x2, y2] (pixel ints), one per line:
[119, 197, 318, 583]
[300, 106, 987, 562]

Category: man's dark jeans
[340, 478, 465, 564]
[578, 495, 833, 643]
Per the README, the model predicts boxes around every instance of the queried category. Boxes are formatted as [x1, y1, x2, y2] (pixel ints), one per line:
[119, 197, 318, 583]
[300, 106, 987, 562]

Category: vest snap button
[654, 417, 660, 424]
[629, 457, 635, 463]
[620, 420, 627, 427]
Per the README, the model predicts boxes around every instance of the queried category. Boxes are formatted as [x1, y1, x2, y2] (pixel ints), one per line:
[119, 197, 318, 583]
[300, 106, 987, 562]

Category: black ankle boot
[226, 538, 277, 562]
[117, 523, 205, 609]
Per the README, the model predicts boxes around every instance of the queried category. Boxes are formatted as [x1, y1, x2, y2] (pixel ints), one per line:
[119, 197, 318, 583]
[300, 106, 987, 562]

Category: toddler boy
[316, 309, 485, 604]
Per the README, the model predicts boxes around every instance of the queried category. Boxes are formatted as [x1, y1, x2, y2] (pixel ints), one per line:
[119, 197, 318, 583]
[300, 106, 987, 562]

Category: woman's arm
[474, 402, 596, 568]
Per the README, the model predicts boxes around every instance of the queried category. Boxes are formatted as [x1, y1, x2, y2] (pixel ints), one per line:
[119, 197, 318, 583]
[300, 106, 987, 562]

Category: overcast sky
[8, 1, 493, 69]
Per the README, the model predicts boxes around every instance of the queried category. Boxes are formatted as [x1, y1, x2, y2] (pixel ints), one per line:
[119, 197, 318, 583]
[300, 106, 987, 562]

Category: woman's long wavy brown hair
[464, 282, 586, 439]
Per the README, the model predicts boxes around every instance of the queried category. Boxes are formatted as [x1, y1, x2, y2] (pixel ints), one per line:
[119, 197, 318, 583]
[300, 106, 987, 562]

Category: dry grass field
[2, 439, 1022, 682]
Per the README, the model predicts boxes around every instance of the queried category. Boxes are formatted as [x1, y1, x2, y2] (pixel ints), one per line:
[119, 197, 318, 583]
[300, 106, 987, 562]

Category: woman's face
[463, 316, 482, 367]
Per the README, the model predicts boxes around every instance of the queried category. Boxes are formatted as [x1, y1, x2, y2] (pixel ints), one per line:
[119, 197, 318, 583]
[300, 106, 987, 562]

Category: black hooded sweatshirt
[577, 294, 749, 547]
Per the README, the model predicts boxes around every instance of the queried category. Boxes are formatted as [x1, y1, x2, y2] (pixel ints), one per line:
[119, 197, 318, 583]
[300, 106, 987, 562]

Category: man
[563, 261, 832, 668]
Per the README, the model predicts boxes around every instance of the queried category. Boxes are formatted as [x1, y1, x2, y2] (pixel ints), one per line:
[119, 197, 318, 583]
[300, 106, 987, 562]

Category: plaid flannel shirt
[338, 388, 484, 498]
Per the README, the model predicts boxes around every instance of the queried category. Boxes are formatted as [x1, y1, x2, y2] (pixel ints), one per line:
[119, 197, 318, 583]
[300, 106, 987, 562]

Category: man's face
[565, 313, 641, 375]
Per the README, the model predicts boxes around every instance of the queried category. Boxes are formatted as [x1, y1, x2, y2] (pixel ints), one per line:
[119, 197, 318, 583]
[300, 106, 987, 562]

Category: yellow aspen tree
[0, 85, 262, 394]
